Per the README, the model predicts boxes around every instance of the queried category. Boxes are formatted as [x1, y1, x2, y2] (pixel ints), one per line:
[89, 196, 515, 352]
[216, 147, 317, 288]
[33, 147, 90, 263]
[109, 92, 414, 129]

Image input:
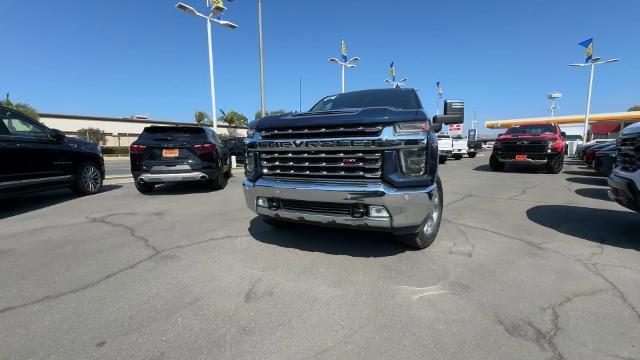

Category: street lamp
[328, 41, 359, 93]
[384, 78, 407, 88]
[569, 57, 620, 141]
[175, 1, 238, 132]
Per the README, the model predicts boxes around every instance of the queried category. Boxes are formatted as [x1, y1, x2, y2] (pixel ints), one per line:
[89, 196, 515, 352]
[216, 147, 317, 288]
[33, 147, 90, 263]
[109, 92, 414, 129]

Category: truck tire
[489, 154, 505, 171]
[453, 154, 463, 160]
[134, 180, 155, 194]
[439, 156, 448, 164]
[546, 154, 564, 174]
[394, 176, 443, 249]
[467, 152, 477, 158]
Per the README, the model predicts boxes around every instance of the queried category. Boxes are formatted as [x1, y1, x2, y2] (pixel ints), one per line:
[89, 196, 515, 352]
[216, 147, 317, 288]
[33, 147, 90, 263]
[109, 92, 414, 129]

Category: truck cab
[243, 88, 464, 249]
[489, 122, 566, 174]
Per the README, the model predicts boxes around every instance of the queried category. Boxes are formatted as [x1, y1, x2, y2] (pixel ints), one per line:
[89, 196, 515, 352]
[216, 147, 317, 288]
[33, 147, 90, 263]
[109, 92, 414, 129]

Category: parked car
[437, 134, 452, 164]
[563, 134, 583, 156]
[489, 122, 566, 173]
[243, 88, 465, 249]
[451, 135, 467, 160]
[467, 140, 482, 158]
[608, 122, 640, 212]
[0, 105, 104, 199]
[129, 125, 231, 194]
[222, 137, 245, 164]
[575, 139, 614, 159]
[585, 142, 614, 167]
[593, 144, 618, 176]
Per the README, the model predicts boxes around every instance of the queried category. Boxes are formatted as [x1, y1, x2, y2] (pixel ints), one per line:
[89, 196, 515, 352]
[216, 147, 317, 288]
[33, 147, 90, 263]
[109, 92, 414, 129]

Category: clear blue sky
[3, 0, 639, 134]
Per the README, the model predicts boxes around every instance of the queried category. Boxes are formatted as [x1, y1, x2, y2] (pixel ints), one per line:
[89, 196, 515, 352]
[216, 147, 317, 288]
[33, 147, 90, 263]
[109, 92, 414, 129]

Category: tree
[1, 94, 40, 121]
[628, 105, 640, 112]
[219, 111, 248, 126]
[194, 111, 210, 126]
[254, 109, 287, 121]
[77, 128, 107, 145]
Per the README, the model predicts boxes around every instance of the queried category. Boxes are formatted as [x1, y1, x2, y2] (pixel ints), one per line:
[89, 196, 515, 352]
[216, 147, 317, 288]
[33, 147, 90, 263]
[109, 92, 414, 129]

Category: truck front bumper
[243, 177, 436, 234]
[608, 173, 640, 212]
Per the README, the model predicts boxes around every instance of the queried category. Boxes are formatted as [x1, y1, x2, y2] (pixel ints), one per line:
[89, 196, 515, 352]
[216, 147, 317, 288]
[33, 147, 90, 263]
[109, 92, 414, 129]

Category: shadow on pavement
[574, 188, 611, 202]
[472, 164, 551, 174]
[563, 170, 602, 177]
[565, 176, 608, 187]
[526, 205, 639, 250]
[145, 181, 226, 196]
[248, 217, 408, 257]
[0, 185, 122, 220]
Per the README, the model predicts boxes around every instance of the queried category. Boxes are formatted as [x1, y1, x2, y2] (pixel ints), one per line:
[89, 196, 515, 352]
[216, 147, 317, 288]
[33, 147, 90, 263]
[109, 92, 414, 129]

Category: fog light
[369, 205, 390, 218]
[256, 197, 268, 208]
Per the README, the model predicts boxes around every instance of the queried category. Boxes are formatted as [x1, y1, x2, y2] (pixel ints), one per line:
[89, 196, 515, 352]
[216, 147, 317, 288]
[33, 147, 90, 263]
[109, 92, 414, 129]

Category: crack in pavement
[88, 214, 161, 253]
[0, 214, 248, 315]
[543, 288, 609, 360]
[508, 183, 542, 200]
[446, 194, 472, 208]
[448, 191, 559, 206]
[446, 219, 640, 323]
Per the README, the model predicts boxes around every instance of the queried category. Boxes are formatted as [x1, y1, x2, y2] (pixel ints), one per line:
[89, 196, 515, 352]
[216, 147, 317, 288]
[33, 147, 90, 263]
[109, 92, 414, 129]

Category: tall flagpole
[258, 0, 266, 118]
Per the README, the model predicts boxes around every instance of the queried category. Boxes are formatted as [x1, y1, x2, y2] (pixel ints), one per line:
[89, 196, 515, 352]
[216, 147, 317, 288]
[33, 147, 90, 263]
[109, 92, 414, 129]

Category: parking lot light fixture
[569, 56, 620, 142]
[328, 42, 360, 93]
[175, 1, 239, 132]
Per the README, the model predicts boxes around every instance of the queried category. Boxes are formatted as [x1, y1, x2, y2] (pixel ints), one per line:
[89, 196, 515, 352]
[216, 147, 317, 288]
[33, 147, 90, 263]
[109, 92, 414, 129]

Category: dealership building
[38, 113, 249, 147]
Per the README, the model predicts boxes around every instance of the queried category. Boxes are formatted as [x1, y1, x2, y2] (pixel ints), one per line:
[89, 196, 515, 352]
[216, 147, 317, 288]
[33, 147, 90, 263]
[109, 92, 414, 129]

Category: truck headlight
[394, 121, 429, 134]
[245, 151, 255, 172]
[399, 148, 426, 176]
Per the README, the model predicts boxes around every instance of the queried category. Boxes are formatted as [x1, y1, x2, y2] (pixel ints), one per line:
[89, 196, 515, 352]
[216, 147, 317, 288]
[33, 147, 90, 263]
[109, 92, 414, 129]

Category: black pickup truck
[243, 88, 464, 249]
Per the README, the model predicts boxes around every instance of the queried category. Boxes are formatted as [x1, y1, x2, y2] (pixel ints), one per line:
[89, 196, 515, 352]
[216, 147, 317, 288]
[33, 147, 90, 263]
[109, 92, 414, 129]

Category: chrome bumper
[243, 177, 436, 232]
[138, 172, 209, 183]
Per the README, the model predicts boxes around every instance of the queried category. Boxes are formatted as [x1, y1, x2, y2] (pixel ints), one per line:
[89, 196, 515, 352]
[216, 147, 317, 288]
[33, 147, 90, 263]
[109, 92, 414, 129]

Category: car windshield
[309, 89, 419, 112]
[505, 124, 556, 136]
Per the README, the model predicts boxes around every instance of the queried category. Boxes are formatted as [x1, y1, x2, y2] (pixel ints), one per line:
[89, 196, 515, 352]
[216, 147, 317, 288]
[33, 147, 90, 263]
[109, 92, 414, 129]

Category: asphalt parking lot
[1, 155, 639, 360]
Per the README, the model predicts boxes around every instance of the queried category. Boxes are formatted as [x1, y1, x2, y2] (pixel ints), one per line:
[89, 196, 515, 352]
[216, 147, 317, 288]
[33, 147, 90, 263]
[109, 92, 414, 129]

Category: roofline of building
[485, 111, 640, 129]
[38, 113, 249, 129]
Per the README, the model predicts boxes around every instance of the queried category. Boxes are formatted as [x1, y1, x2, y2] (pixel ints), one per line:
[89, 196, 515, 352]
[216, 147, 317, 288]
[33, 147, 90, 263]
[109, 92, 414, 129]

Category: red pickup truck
[489, 122, 566, 174]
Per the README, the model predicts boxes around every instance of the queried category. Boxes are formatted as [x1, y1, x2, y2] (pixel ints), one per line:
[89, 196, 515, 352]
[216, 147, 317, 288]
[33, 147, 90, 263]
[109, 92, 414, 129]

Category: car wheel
[394, 175, 443, 249]
[546, 154, 564, 174]
[72, 162, 103, 195]
[467, 152, 477, 158]
[489, 154, 505, 171]
[209, 169, 228, 190]
[453, 154, 463, 160]
[439, 156, 448, 164]
[134, 180, 155, 194]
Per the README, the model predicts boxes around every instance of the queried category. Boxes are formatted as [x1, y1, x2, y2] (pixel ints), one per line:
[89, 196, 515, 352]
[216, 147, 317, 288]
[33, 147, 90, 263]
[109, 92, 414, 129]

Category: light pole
[329, 41, 359, 93]
[569, 57, 619, 141]
[257, 0, 266, 118]
[547, 91, 562, 117]
[176, 2, 238, 132]
[384, 62, 407, 89]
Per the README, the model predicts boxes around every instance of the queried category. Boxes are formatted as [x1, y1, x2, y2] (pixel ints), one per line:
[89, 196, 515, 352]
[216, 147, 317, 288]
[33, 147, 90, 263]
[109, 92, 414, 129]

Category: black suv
[0, 106, 104, 199]
[129, 125, 231, 193]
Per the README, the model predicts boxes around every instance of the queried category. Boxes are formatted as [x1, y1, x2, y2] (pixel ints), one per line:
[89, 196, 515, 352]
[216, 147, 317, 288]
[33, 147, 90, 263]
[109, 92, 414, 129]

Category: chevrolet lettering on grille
[257, 140, 377, 149]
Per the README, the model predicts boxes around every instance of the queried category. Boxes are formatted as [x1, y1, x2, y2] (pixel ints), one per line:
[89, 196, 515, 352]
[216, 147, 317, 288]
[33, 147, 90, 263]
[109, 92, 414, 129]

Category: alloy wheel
[82, 165, 101, 192]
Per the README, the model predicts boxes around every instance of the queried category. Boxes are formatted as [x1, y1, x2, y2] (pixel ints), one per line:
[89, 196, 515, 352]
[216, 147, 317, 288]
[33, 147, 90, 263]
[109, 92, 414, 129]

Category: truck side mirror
[433, 100, 464, 125]
[432, 123, 443, 133]
[561, 131, 567, 138]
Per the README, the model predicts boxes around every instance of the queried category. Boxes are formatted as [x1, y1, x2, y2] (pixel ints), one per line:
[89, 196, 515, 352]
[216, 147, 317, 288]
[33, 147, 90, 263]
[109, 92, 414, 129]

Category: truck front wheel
[439, 156, 448, 164]
[453, 154, 463, 160]
[394, 176, 443, 249]
[489, 154, 505, 171]
[546, 154, 564, 174]
[467, 152, 477, 158]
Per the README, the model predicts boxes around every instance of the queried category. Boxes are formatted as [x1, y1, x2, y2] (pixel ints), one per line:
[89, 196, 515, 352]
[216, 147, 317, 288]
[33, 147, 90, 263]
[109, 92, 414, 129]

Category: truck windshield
[505, 124, 556, 136]
[309, 89, 419, 112]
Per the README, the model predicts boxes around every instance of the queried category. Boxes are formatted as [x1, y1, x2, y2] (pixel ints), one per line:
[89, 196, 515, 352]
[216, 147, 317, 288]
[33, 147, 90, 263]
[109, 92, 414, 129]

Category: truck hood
[623, 122, 640, 135]
[252, 108, 425, 130]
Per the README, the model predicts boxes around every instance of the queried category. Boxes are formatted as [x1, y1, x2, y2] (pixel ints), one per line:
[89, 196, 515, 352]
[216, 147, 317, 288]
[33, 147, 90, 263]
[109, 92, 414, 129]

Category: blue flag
[341, 40, 348, 63]
[390, 62, 396, 81]
[436, 81, 443, 96]
[579, 38, 593, 63]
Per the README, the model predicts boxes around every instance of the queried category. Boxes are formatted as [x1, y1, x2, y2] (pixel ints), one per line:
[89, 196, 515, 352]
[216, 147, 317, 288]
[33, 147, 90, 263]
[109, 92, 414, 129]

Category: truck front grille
[500, 141, 547, 154]
[259, 124, 383, 139]
[617, 135, 640, 172]
[280, 199, 354, 215]
[260, 150, 382, 179]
